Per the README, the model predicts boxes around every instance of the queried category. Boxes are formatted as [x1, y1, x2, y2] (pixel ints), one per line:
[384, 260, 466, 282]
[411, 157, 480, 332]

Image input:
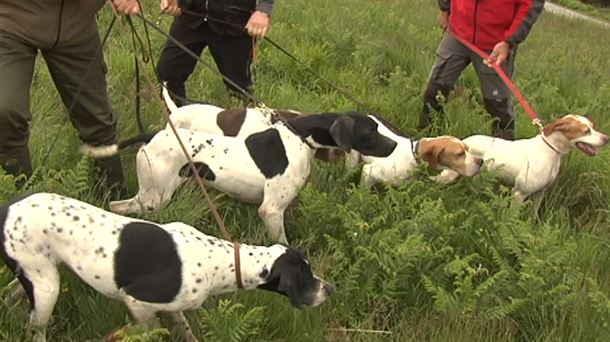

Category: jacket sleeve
[438, 0, 450, 11]
[504, 0, 545, 47]
[256, 0, 274, 16]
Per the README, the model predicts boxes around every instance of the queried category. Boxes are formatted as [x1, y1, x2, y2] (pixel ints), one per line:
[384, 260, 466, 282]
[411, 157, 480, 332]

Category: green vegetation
[1, 0, 610, 340]
[553, 0, 610, 22]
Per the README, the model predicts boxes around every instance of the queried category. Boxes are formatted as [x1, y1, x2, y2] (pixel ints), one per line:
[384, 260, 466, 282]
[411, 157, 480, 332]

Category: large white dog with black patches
[160, 85, 343, 162]
[346, 115, 483, 188]
[0, 193, 332, 342]
[95, 111, 396, 244]
[435, 114, 609, 206]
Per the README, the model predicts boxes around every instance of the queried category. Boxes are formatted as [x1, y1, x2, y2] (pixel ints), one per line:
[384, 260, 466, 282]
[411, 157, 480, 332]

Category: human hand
[485, 41, 510, 66]
[111, 0, 140, 16]
[438, 10, 449, 31]
[246, 11, 270, 38]
[161, 0, 181, 16]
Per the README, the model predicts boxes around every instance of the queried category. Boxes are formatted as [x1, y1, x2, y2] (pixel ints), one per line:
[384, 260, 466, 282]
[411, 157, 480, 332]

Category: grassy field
[553, 0, 610, 22]
[2, 0, 610, 341]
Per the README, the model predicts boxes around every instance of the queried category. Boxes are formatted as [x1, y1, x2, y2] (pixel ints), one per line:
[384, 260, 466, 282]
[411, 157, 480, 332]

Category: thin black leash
[137, 14, 316, 148]
[180, 9, 383, 116]
[41, 15, 118, 166]
[126, 15, 148, 134]
[138, 15, 261, 106]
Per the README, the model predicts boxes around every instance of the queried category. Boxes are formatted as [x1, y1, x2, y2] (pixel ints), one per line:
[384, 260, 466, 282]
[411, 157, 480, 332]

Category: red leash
[451, 31, 544, 131]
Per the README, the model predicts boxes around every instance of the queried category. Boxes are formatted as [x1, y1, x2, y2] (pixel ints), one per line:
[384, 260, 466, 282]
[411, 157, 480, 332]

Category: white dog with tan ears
[435, 114, 609, 206]
[346, 115, 484, 188]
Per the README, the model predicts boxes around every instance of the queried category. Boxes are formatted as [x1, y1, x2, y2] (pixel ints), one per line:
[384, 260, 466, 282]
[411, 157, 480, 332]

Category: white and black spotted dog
[0, 193, 332, 342]
[87, 109, 397, 244]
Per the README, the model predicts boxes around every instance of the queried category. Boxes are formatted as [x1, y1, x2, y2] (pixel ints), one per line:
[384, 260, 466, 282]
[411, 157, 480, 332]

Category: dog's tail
[80, 132, 158, 158]
[162, 82, 178, 114]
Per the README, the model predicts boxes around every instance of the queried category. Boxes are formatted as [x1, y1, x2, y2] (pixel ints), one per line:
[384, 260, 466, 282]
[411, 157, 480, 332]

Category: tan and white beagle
[435, 114, 609, 205]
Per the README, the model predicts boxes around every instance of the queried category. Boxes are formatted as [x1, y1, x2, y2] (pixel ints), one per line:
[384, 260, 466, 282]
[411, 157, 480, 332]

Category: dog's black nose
[323, 283, 335, 295]
[477, 158, 484, 166]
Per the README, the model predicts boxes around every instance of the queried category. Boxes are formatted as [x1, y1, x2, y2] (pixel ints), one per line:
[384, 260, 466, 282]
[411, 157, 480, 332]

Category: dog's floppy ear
[178, 162, 216, 181]
[419, 140, 445, 170]
[543, 117, 568, 136]
[330, 115, 357, 152]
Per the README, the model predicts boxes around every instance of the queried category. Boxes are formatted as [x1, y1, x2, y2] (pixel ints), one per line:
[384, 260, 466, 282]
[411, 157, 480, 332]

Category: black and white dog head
[329, 112, 397, 157]
[257, 247, 332, 308]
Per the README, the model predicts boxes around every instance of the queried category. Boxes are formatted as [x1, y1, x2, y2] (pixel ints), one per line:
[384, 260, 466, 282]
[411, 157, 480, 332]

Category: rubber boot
[95, 154, 125, 200]
[0, 147, 33, 188]
[485, 98, 515, 141]
[228, 86, 255, 107]
[419, 82, 450, 131]
[164, 80, 189, 108]
[491, 126, 515, 141]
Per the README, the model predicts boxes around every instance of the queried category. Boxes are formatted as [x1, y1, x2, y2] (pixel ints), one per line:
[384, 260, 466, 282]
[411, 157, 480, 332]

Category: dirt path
[545, 2, 610, 29]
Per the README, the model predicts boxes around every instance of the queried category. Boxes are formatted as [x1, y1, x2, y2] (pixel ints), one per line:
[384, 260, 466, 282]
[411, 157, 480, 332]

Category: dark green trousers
[0, 29, 123, 187]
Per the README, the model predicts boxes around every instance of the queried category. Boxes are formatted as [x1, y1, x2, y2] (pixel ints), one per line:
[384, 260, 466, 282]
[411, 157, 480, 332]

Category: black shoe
[94, 154, 125, 195]
[1, 147, 33, 189]
[492, 129, 515, 141]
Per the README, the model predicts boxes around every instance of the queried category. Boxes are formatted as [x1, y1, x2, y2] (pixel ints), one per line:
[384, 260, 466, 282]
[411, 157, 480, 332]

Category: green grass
[553, 0, 610, 22]
[2, 0, 610, 341]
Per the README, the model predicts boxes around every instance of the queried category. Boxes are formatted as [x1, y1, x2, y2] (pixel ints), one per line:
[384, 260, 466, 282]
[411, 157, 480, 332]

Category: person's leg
[0, 31, 37, 179]
[472, 47, 517, 140]
[206, 31, 254, 104]
[420, 32, 471, 131]
[41, 29, 123, 192]
[156, 19, 207, 107]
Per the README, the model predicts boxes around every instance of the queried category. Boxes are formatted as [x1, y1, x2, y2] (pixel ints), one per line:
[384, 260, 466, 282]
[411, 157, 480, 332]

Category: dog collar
[540, 135, 562, 155]
[411, 139, 420, 163]
[233, 242, 244, 289]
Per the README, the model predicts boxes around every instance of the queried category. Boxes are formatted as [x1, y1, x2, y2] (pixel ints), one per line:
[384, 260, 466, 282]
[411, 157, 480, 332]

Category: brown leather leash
[142, 75, 243, 288]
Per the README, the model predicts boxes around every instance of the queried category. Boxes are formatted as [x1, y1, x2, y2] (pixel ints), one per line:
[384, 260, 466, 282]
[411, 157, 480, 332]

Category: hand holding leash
[438, 10, 449, 31]
[246, 11, 270, 38]
[110, 0, 140, 15]
[485, 41, 510, 66]
[160, 0, 181, 16]
[111, 0, 180, 16]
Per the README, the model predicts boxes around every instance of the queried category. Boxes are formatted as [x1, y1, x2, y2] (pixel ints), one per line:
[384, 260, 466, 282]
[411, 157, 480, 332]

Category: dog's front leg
[345, 150, 361, 170]
[166, 311, 199, 342]
[510, 190, 529, 208]
[124, 297, 160, 330]
[258, 182, 299, 244]
[360, 164, 377, 189]
[432, 169, 461, 184]
[26, 266, 61, 342]
[529, 190, 546, 220]
[258, 204, 289, 244]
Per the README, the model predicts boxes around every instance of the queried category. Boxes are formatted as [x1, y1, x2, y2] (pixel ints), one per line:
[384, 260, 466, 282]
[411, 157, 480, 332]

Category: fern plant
[199, 299, 266, 342]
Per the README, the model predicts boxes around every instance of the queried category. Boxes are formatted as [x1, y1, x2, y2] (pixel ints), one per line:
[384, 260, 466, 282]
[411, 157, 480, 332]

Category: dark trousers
[156, 18, 254, 106]
[420, 32, 517, 140]
[0, 30, 123, 187]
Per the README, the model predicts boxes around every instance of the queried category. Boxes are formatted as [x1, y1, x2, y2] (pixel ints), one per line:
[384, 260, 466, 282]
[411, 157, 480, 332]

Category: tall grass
[1, 0, 610, 340]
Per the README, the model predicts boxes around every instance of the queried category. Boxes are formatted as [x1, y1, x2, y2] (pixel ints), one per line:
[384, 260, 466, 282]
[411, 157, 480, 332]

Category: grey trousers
[421, 32, 517, 139]
[0, 29, 122, 186]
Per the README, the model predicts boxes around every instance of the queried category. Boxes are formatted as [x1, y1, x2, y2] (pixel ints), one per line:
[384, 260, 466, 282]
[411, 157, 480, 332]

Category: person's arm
[438, 0, 450, 12]
[504, 0, 545, 48]
[437, 0, 450, 31]
[256, 0, 274, 17]
[111, 0, 181, 16]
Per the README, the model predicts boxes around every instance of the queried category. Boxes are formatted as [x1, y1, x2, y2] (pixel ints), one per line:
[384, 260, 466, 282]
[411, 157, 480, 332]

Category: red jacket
[438, 0, 545, 50]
